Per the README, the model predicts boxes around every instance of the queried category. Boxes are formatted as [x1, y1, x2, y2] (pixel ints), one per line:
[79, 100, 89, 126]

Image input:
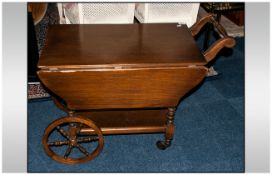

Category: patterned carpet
[28, 3, 59, 100]
[35, 3, 59, 55]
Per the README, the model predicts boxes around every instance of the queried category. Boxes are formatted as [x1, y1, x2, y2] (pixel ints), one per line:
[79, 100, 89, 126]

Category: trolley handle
[190, 14, 236, 63]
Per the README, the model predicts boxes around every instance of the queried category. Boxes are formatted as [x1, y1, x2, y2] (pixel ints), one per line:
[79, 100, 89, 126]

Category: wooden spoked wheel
[42, 116, 104, 164]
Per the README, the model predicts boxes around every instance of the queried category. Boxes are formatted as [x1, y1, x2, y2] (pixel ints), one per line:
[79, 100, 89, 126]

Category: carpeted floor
[28, 3, 244, 172]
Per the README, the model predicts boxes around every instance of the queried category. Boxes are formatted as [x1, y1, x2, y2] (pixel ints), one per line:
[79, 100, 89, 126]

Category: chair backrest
[135, 3, 200, 27]
[78, 3, 135, 24]
[57, 3, 135, 24]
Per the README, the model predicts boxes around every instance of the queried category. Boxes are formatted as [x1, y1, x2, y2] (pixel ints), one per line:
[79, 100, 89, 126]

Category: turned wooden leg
[156, 107, 176, 150]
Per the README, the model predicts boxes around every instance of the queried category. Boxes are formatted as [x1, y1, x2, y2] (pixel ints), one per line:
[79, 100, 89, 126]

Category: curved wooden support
[190, 14, 228, 37]
[190, 14, 236, 63]
[190, 14, 214, 37]
[204, 37, 236, 63]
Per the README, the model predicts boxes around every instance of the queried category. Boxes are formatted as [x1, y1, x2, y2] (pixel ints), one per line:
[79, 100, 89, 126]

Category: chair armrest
[190, 14, 236, 63]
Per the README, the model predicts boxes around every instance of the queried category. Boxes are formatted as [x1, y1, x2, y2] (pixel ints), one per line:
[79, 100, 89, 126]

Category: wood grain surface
[38, 23, 206, 69]
[38, 23, 213, 163]
[38, 67, 207, 110]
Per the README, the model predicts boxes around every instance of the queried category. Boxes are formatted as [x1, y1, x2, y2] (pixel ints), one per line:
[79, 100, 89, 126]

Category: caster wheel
[156, 140, 171, 150]
[42, 116, 104, 164]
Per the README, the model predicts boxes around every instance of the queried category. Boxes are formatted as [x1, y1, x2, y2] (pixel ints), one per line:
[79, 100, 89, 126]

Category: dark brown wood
[37, 22, 234, 164]
[165, 108, 176, 144]
[38, 23, 206, 69]
[190, 14, 236, 63]
[204, 37, 236, 62]
[190, 14, 229, 37]
[27, 3, 48, 25]
[224, 10, 244, 26]
[76, 109, 168, 135]
[38, 67, 207, 110]
[42, 116, 104, 164]
[81, 126, 165, 135]
[190, 14, 213, 37]
[156, 107, 176, 150]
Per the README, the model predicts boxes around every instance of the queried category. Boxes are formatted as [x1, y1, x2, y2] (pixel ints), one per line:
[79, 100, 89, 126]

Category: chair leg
[156, 107, 176, 150]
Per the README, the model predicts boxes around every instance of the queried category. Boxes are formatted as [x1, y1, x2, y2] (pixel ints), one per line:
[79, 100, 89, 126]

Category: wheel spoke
[64, 145, 73, 159]
[76, 123, 83, 134]
[76, 144, 89, 156]
[48, 140, 69, 146]
[77, 137, 99, 143]
[56, 126, 69, 139]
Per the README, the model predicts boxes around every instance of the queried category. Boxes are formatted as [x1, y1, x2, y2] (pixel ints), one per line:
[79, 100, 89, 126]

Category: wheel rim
[42, 116, 104, 164]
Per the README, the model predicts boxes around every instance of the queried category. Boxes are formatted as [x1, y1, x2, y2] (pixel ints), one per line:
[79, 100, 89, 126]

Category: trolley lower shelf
[75, 109, 168, 135]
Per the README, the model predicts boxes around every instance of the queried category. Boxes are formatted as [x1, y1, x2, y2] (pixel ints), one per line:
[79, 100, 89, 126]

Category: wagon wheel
[42, 116, 104, 164]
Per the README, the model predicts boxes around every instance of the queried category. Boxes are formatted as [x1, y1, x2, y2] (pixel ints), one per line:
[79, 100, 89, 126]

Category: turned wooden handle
[190, 14, 236, 63]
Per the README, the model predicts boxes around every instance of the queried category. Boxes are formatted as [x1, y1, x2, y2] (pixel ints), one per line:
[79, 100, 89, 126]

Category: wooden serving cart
[37, 15, 235, 164]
